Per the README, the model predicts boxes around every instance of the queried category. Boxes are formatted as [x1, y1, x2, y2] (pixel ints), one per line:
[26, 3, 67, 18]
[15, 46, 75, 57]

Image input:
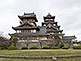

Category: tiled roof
[37, 26, 46, 34]
[43, 13, 55, 19]
[12, 22, 39, 30]
[63, 36, 76, 39]
[9, 33, 49, 37]
[18, 12, 38, 22]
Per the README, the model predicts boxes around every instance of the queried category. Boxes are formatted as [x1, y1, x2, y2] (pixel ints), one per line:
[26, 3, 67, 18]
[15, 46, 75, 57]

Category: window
[21, 30, 32, 33]
[26, 37, 37, 40]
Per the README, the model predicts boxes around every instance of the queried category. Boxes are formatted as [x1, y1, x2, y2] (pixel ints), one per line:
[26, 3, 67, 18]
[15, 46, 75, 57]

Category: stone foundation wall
[16, 42, 41, 49]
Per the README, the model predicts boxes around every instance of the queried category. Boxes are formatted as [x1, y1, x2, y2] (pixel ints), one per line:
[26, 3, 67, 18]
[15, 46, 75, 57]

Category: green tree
[12, 37, 18, 46]
[0, 36, 11, 49]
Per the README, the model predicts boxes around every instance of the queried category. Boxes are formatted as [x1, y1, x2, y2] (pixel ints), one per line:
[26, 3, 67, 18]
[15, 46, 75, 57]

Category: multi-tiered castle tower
[42, 13, 63, 34]
[12, 12, 39, 33]
[41, 13, 64, 46]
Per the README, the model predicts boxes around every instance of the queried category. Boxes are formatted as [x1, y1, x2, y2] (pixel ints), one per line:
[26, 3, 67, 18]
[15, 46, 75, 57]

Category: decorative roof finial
[48, 13, 50, 15]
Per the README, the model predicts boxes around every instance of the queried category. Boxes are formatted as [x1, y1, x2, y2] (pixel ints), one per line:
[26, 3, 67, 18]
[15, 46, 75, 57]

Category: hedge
[42, 46, 50, 49]
[62, 47, 69, 49]
[22, 47, 28, 50]
[52, 46, 59, 49]
[73, 46, 81, 49]
[8, 46, 18, 50]
[0, 47, 5, 50]
[30, 47, 38, 49]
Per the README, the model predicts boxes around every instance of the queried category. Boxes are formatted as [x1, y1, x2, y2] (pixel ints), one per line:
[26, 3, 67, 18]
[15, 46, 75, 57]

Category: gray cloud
[0, 0, 81, 40]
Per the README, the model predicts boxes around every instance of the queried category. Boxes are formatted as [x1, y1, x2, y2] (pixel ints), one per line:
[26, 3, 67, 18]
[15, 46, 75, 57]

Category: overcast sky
[0, 0, 81, 40]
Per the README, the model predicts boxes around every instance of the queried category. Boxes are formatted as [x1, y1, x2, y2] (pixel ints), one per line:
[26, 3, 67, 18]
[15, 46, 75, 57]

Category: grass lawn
[0, 58, 81, 61]
[0, 49, 81, 61]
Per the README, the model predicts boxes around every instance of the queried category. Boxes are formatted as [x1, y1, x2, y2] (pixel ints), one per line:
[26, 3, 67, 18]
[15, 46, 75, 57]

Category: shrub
[73, 46, 81, 49]
[60, 43, 64, 48]
[62, 47, 69, 49]
[52, 46, 59, 49]
[8, 46, 18, 50]
[30, 47, 38, 49]
[0, 47, 5, 50]
[22, 47, 28, 50]
[42, 46, 50, 49]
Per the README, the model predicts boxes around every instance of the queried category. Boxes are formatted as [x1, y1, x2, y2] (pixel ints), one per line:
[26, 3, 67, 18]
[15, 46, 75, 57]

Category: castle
[9, 12, 76, 49]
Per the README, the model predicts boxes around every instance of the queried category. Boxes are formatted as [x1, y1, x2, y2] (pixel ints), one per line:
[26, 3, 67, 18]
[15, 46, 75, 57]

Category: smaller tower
[42, 13, 63, 34]
[42, 13, 65, 46]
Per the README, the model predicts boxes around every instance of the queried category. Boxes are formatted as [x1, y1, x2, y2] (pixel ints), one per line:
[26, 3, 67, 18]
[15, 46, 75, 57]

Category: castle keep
[9, 12, 76, 49]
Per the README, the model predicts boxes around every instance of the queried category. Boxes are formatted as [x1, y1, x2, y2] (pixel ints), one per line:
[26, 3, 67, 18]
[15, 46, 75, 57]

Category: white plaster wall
[38, 37, 47, 40]
[18, 40, 39, 42]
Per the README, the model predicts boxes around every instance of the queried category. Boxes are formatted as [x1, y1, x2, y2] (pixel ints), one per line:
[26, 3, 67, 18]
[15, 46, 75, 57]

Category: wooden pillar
[40, 40, 42, 49]
[16, 30, 17, 33]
